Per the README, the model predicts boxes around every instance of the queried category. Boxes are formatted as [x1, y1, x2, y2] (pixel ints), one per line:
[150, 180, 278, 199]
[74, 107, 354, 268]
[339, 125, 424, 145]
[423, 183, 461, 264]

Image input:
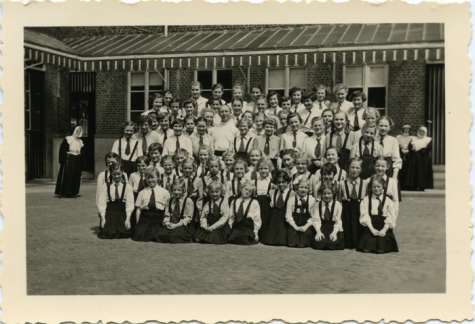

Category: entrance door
[70, 72, 95, 174]
[425, 64, 445, 165]
[25, 69, 46, 180]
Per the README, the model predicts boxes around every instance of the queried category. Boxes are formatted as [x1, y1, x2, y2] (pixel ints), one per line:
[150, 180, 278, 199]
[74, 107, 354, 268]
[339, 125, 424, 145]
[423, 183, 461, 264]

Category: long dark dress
[397, 138, 412, 190]
[97, 183, 132, 239]
[193, 199, 230, 244]
[287, 195, 315, 247]
[311, 201, 345, 250]
[404, 140, 434, 190]
[228, 199, 258, 245]
[261, 190, 291, 246]
[255, 179, 272, 239]
[55, 138, 82, 197]
[341, 179, 365, 249]
[155, 197, 194, 243]
[357, 194, 399, 253]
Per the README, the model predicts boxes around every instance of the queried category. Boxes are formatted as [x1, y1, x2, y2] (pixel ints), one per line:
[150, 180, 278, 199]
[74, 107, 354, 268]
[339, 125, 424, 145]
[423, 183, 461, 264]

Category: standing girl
[289, 86, 305, 113]
[261, 170, 293, 246]
[301, 117, 326, 174]
[196, 156, 225, 201]
[233, 118, 255, 162]
[266, 91, 283, 120]
[156, 178, 195, 243]
[325, 110, 357, 170]
[247, 84, 264, 113]
[280, 149, 297, 177]
[160, 155, 177, 194]
[358, 175, 398, 253]
[97, 163, 134, 239]
[196, 145, 211, 178]
[148, 143, 165, 175]
[314, 148, 347, 183]
[330, 83, 352, 113]
[221, 151, 236, 182]
[285, 178, 316, 248]
[131, 168, 170, 242]
[396, 125, 412, 190]
[254, 157, 275, 238]
[127, 155, 150, 229]
[365, 156, 399, 218]
[245, 148, 262, 181]
[225, 159, 247, 205]
[194, 181, 231, 244]
[290, 152, 317, 196]
[112, 121, 144, 176]
[346, 90, 367, 132]
[96, 152, 124, 206]
[55, 126, 84, 198]
[321, 108, 334, 135]
[312, 84, 331, 111]
[172, 148, 188, 177]
[169, 98, 184, 123]
[350, 123, 384, 179]
[312, 181, 345, 250]
[228, 181, 261, 245]
[374, 116, 402, 180]
[190, 117, 214, 162]
[339, 157, 367, 249]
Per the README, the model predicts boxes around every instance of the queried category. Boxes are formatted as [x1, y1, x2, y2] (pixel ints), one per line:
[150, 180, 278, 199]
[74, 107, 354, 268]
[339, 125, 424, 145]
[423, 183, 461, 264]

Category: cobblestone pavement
[26, 182, 445, 295]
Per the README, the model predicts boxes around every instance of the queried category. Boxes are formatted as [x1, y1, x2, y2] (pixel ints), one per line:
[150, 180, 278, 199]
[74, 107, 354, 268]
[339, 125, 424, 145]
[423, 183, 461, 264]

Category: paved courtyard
[26, 181, 445, 295]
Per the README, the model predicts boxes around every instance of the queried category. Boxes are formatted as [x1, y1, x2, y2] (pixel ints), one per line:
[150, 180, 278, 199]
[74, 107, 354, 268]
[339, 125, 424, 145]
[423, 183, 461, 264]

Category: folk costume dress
[254, 176, 274, 238]
[261, 188, 292, 246]
[132, 186, 170, 242]
[156, 196, 194, 243]
[358, 193, 399, 253]
[339, 178, 367, 249]
[228, 197, 261, 245]
[97, 179, 134, 239]
[311, 200, 345, 250]
[193, 198, 231, 244]
[55, 127, 84, 197]
[285, 194, 316, 247]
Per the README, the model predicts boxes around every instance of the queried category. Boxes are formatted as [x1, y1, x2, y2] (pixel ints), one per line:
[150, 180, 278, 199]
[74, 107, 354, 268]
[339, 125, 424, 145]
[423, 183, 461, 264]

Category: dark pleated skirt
[256, 195, 271, 238]
[121, 159, 137, 178]
[358, 214, 399, 253]
[55, 154, 82, 197]
[155, 221, 193, 243]
[97, 201, 132, 239]
[311, 220, 345, 250]
[361, 155, 375, 180]
[287, 212, 315, 247]
[131, 209, 166, 242]
[261, 207, 288, 246]
[193, 222, 231, 244]
[341, 199, 365, 249]
[228, 218, 257, 245]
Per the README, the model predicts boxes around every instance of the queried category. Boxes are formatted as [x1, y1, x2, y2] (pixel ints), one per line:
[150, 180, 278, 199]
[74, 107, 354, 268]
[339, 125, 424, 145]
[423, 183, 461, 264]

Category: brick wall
[169, 69, 194, 101]
[387, 60, 426, 136]
[95, 70, 128, 134]
[44, 65, 70, 178]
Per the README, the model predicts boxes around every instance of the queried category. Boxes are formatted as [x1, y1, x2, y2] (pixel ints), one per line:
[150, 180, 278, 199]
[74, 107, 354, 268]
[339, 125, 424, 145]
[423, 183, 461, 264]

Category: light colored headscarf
[411, 126, 431, 151]
[66, 126, 84, 147]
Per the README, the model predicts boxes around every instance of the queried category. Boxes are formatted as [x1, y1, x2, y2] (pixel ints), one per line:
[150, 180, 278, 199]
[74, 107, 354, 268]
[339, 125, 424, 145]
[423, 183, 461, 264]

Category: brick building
[23, 24, 445, 181]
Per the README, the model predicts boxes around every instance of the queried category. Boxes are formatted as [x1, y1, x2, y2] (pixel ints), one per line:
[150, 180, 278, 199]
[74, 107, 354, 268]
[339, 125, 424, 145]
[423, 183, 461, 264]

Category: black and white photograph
[3, 1, 471, 322]
[24, 22, 446, 294]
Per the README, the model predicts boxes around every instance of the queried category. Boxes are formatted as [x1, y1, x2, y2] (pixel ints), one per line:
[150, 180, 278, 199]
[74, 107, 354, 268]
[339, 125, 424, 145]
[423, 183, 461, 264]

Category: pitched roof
[26, 24, 444, 58]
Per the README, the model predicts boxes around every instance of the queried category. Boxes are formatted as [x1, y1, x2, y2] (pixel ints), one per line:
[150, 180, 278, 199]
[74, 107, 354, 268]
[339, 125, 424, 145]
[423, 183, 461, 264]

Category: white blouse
[312, 200, 343, 232]
[135, 186, 170, 210]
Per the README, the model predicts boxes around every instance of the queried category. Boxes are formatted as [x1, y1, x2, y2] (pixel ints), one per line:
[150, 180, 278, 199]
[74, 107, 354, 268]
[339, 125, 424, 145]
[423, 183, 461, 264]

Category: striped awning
[24, 24, 445, 71]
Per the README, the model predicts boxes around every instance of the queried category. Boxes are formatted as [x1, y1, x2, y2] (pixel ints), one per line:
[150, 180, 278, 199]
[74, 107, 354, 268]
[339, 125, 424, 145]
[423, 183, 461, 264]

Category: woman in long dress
[396, 125, 412, 190]
[55, 126, 84, 198]
[404, 126, 434, 191]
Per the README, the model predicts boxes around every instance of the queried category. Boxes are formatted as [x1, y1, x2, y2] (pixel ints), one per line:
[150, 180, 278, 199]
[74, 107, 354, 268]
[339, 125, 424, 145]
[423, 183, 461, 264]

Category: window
[195, 69, 233, 103]
[128, 71, 165, 122]
[266, 67, 307, 97]
[343, 65, 388, 116]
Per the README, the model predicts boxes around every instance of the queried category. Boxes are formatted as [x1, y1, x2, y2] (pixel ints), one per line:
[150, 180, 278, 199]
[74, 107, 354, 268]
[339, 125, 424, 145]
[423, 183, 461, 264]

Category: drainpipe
[164, 25, 168, 37]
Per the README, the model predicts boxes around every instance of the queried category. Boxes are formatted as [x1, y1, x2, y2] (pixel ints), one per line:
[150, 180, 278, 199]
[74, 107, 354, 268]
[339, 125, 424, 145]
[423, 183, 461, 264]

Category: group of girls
[91, 80, 429, 254]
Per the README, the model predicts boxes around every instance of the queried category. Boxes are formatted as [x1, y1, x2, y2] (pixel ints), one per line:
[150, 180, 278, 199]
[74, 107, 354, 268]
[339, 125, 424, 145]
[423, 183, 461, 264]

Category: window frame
[127, 70, 167, 120]
[342, 64, 389, 116]
[194, 68, 233, 99]
[265, 66, 307, 96]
